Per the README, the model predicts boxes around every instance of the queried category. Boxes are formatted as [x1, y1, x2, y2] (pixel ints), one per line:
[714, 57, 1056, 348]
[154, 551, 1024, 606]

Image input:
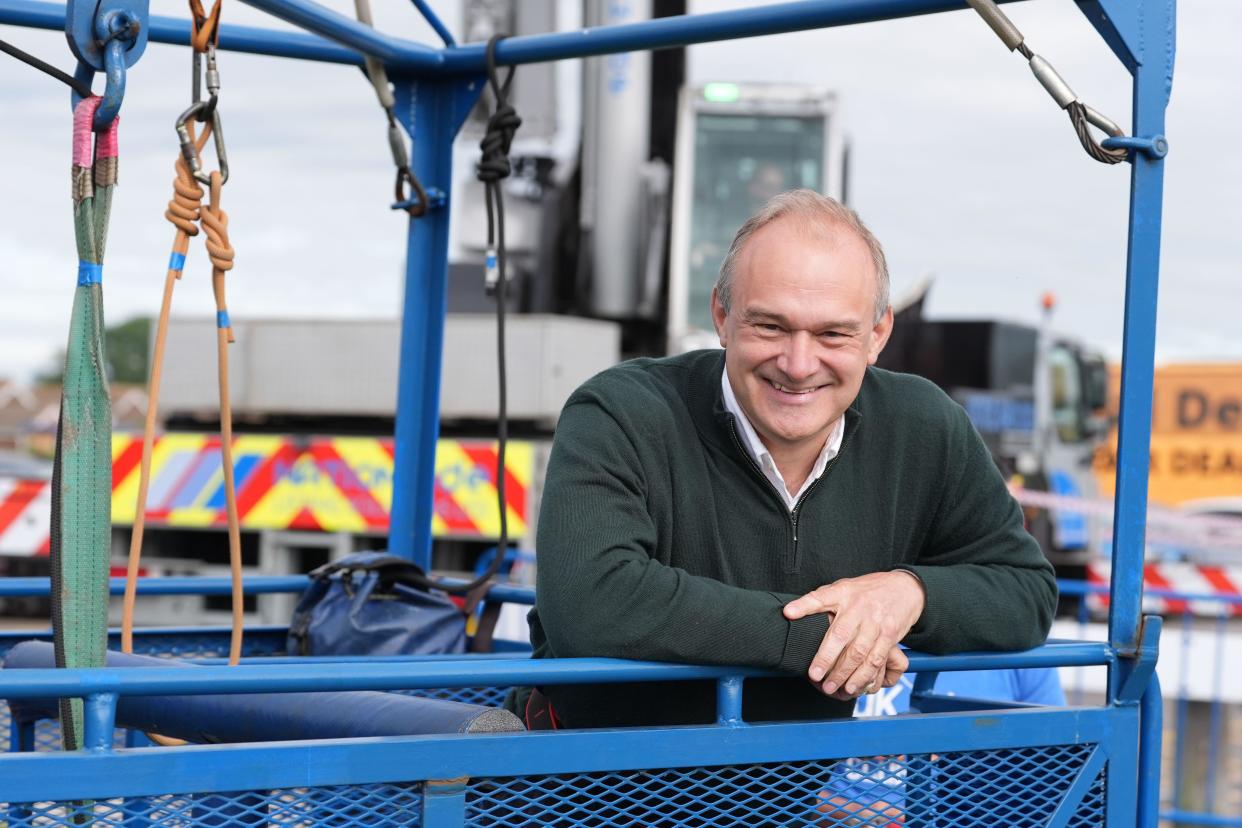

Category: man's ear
[711, 287, 729, 348]
[868, 306, 894, 365]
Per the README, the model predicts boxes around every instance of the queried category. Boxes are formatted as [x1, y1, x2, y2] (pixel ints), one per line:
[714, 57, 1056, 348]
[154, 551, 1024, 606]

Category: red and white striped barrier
[1085, 561, 1242, 617]
[0, 478, 51, 557]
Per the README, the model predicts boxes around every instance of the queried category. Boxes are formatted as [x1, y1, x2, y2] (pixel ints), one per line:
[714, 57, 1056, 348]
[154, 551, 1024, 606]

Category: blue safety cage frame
[0, 0, 1175, 825]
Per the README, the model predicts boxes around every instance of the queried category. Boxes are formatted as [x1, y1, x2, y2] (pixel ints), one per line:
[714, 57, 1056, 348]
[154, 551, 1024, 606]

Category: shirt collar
[720, 365, 844, 506]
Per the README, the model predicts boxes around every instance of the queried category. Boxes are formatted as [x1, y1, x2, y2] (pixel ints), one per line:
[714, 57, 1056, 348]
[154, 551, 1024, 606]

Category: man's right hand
[784, 572, 923, 698]
[821, 646, 907, 701]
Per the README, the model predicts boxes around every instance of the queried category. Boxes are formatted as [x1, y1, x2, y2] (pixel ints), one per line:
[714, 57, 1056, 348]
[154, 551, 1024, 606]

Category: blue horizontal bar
[0, 0, 1030, 74]
[0, 0, 364, 65]
[0, 642, 1112, 698]
[1158, 812, 1242, 827]
[436, 0, 1030, 74]
[0, 624, 288, 642]
[238, 0, 440, 67]
[1057, 578, 1242, 607]
[192, 652, 526, 665]
[0, 705, 1121, 803]
[0, 576, 536, 604]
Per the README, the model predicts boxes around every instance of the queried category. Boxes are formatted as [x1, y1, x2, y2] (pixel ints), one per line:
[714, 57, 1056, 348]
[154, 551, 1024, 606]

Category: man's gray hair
[716, 189, 891, 325]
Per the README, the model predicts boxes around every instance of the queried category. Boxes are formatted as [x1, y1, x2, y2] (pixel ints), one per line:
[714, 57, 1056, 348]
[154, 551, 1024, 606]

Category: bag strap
[461, 582, 502, 653]
[310, 555, 437, 590]
[309, 555, 503, 645]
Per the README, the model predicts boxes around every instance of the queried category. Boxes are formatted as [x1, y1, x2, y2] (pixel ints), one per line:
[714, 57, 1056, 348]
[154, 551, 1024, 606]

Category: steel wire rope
[964, 0, 1126, 164]
[0, 37, 93, 97]
[354, 0, 428, 216]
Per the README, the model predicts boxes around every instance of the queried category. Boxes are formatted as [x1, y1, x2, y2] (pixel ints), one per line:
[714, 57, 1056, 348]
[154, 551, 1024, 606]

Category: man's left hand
[783, 571, 926, 698]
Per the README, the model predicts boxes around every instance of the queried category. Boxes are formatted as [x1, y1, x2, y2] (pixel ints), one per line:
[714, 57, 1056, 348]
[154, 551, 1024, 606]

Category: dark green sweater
[521, 349, 1056, 728]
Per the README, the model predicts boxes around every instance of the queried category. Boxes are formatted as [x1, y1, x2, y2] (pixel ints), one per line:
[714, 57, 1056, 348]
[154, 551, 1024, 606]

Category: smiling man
[513, 190, 1056, 729]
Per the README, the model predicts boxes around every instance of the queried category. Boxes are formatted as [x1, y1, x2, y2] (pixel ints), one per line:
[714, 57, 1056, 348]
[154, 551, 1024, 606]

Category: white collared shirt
[721, 368, 844, 511]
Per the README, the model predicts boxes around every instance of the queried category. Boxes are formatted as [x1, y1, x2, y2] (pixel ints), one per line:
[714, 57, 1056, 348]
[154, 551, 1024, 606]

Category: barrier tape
[1010, 486, 1242, 550]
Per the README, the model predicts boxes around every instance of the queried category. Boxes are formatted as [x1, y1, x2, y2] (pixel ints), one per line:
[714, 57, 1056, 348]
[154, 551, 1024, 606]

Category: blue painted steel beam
[0, 643, 1114, 699]
[0, 0, 364, 65]
[238, 0, 440, 66]
[435, 0, 1032, 74]
[0, 705, 1121, 802]
[387, 76, 484, 567]
[1106, 0, 1175, 656]
[0, 575, 537, 604]
[2, 0, 1041, 75]
[1139, 674, 1164, 828]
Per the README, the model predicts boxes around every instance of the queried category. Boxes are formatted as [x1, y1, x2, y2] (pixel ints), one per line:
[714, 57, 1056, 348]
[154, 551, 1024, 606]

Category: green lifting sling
[50, 95, 118, 751]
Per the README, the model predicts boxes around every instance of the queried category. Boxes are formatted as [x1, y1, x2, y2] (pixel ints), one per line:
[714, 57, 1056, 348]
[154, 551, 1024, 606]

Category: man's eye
[757, 323, 782, 333]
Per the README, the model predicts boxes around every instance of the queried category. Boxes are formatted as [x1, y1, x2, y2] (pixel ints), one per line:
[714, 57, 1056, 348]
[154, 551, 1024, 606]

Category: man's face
[712, 217, 893, 457]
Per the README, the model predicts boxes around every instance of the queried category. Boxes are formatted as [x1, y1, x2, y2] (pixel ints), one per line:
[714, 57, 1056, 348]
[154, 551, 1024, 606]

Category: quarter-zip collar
[721, 367, 843, 510]
[687, 349, 863, 480]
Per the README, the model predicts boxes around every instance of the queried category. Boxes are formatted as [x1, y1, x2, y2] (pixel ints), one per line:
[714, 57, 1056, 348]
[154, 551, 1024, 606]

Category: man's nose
[778, 331, 818, 381]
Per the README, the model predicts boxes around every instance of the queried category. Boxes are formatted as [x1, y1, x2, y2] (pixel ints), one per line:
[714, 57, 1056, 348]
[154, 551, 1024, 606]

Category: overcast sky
[0, 0, 1237, 382]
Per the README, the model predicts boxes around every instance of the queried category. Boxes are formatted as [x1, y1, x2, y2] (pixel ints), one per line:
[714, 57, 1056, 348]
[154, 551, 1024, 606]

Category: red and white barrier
[1085, 561, 1242, 617]
[0, 478, 50, 557]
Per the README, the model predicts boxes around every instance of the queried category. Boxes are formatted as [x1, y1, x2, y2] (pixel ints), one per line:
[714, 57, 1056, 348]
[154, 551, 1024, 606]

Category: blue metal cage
[0, 0, 1176, 825]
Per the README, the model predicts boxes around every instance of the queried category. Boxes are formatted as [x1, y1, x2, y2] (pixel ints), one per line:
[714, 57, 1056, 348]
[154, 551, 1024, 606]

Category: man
[514, 189, 1056, 730]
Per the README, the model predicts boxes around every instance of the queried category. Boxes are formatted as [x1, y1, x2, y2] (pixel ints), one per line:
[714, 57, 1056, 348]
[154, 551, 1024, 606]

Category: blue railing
[1060, 579, 1242, 826]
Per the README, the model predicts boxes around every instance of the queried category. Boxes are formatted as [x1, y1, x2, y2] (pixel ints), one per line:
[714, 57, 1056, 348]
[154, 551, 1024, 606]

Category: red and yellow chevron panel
[110, 433, 533, 538]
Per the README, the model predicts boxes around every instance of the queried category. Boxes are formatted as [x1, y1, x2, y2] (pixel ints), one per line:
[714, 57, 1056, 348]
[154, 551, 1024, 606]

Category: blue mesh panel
[466, 745, 1107, 827]
[127, 630, 288, 660]
[0, 701, 127, 752]
[1, 631, 287, 754]
[3, 783, 423, 826]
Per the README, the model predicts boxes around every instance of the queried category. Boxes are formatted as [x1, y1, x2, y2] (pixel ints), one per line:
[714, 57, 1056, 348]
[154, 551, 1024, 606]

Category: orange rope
[204, 170, 243, 665]
[121, 125, 208, 656]
[122, 119, 242, 747]
[189, 0, 223, 52]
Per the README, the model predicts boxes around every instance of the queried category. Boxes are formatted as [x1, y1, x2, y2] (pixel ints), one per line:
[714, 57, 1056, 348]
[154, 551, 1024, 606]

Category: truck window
[1048, 345, 1086, 443]
[685, 114, 825, 335]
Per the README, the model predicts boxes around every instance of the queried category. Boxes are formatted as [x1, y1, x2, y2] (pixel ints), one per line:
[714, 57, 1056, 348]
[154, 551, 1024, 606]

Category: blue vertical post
[388, 76, 485, 567]
[1075, 0, 1175, 658]
[423, 778, 469, 828]
[1138, 674, 1163, 828]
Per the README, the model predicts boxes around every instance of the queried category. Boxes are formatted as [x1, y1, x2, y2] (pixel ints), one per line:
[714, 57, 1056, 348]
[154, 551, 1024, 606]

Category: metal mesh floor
[0, 631, 507, 751]
[3, 783, 424, 827]
[466, 746, 1106, 827]
[0, 745, 1107, 825]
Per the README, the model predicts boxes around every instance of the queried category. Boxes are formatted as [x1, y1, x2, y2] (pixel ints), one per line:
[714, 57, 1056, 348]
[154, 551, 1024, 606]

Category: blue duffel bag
[287, 551, 483, 656]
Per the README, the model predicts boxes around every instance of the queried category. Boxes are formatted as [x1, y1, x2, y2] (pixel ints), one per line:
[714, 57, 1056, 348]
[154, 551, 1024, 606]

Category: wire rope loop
[1067, 102, 1128, 165]
[394, 168, 429, 217]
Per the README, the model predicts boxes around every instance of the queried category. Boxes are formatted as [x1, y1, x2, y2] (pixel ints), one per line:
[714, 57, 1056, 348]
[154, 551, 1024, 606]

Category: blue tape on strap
[217, 310, 231, 329]
[77, 261, 102, 286]
[168, 251, 186, 272]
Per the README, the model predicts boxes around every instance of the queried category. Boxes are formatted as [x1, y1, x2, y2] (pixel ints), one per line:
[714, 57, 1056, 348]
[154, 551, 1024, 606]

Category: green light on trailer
[702, 83, 740, 103]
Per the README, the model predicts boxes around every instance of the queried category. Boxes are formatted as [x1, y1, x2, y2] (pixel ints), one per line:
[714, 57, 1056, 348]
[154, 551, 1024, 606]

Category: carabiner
[175, 100, 229, 186]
